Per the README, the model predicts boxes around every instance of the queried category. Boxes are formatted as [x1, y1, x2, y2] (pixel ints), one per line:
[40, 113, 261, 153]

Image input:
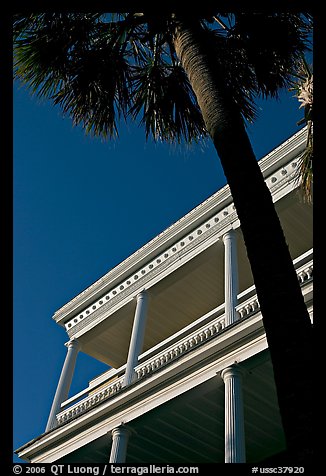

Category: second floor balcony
[56, 247, 313, 428]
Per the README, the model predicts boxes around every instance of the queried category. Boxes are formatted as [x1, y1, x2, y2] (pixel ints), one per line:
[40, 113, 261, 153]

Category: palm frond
[14, 14, 101, 96]
[129, 50, 171, 141]
[230, 13, 312, 98]
[14, 13, 134, 138]
[52, 45, 132, 138]
[165, 64, 208, 142]
[202, 26, 258, 124]
[295, 124, 313, 203]
[130, 47, 207, 144]
[289, 58, 313, 202]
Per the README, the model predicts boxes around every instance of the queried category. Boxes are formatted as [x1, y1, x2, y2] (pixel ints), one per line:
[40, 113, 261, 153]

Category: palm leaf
[230, 13, 312, 97]
[130, 50, 207, 143]
[289, 57, 313, 202]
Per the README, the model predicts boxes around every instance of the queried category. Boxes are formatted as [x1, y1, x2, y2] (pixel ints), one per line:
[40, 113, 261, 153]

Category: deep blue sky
[13, 75, 306, 463]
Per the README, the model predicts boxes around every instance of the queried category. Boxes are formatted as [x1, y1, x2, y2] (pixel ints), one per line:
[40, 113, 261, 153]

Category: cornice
[53, 127, 307, 328]
[258, 125, 307, 177]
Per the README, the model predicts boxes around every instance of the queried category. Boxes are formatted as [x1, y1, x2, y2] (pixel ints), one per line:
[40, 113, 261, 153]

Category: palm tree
[13, 12, 313, 462]
[290, 57, 313, 202]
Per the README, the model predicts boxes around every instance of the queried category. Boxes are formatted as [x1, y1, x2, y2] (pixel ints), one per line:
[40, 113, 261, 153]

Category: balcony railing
[56, 249, 313, 427]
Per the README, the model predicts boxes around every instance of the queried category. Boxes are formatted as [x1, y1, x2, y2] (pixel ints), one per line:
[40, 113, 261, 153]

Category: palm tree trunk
[173, 18, 313, 463]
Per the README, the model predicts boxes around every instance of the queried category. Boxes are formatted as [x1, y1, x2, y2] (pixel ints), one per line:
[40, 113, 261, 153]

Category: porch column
[221, 366, 246, 463]
[223, 229, 239, 326]
[45, 338, 80, 431]
[109, 425, 132, 463]
[124, 290, 149, 387]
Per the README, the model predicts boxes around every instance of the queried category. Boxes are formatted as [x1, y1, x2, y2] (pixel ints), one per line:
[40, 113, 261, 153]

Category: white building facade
[16, 127, 313, 463]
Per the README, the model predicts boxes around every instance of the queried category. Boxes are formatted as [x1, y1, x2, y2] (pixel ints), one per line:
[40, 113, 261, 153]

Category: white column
[124, 290, 149, 387]
[221, 366, 246, 463]
[45, 338, 80, 431]
[109, 426, 132, 463]
[223, 229, 239, 326]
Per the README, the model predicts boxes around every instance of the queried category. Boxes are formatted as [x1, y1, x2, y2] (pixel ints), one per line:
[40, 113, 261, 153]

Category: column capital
[65, 338, 81, 351]
[135, 289, 150, 302]
[221, 364, 244, 382]
[222, 228, 236, 243]
[111, 424, 135, 438]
